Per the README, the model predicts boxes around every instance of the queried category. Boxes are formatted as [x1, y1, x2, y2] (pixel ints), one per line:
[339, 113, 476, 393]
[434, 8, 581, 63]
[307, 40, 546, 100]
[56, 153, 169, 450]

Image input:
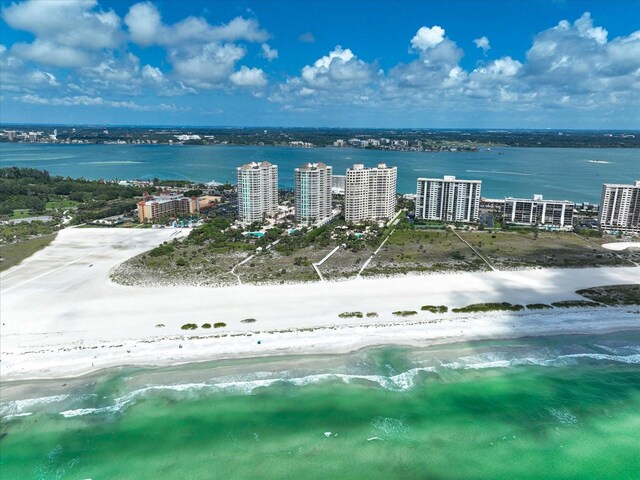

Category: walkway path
[450, 228, 496, 271]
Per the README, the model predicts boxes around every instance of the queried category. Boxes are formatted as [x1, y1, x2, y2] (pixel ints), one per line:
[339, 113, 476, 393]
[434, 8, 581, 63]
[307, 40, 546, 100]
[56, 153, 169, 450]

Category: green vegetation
[175, 257, 188, 267]
[241, 318, 257, 323]
[576, 284, 640, 306]
[551, 300, 604, 308]
[526, 303, 553, 310]
[181, 323, 198, 330]
[0, 233, 56, 271]
[458, 231, 629, 269]
[0, 220, 59, 243]
[45, 200, 81, 210]
[148, 243, 175, 257]
[201, 323, 212, 329]
[10, 209, 36, 219]
[366, 312, 379, 318]
[452, 302, 525, 313]
[0, 167, 147, 219]
[392, 310, 418, 317]
[362, 227, 487, 277]
[421, 305, 448, 313]
[339, 312, 363, 318]
[213, 322, 227, 328]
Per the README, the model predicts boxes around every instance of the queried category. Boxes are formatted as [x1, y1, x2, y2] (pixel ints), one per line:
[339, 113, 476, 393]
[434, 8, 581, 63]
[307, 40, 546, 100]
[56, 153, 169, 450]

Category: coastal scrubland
[113, 220, 638, 287]
[576, 284, 640, 305]
[457, 230, 632, 269]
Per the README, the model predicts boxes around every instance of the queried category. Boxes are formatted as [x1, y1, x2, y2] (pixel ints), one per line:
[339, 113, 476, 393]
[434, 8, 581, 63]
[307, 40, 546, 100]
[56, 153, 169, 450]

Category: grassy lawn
[46, 200, 81, 210]
[10, 209, 34, 219]
[458, 230, 630, 269]
[0, 233, 57, 271]
[362, 229, 487, 276]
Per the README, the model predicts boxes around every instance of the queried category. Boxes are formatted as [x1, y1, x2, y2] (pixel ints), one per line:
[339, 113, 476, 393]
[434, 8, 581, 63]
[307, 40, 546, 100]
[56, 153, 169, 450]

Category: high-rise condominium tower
[294, 162, 333, 224]
[599, 180, 640, 233]
[345, 163, 397, 223]
[237, 161, 278, 224]
[415, 175, 481, 222]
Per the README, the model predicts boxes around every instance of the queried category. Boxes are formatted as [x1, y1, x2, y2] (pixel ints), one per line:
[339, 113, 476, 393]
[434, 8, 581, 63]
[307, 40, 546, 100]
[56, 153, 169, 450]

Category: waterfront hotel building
[504, 194, 574, 228]
[415, 176, 481, 222]
[237, 161, 278, 224]
[345, 163, 397, 223]
[294, 162, 333, 224]
[137, 192, 199, 222]
[599, 180, 640, 233]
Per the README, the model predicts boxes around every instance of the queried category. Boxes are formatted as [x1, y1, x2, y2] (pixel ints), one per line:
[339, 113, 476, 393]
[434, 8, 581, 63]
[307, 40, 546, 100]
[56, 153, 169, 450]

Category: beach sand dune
[1, 228, 639, 380]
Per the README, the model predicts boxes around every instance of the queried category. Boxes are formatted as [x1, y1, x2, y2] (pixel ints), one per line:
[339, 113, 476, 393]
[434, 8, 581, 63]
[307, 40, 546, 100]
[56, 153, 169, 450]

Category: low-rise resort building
[137, 192, 199, 222]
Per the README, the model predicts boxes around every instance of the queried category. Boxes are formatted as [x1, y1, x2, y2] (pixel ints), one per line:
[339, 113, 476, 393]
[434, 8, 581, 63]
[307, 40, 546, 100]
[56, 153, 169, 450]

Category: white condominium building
[237, 161, 278, 224]
[294, 162, 333, 224]
[416, 175, 481, 222]
[504, 194, 574, 228]
[345, 163, 397, 223]
[599, 180, 640, 233]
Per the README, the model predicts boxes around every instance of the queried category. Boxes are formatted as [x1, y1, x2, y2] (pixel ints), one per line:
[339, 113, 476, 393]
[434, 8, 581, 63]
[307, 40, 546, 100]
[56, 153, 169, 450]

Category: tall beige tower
[345, 163, 397, 223]
[237, 161, 278, 224]
[294, 162, 333, 224]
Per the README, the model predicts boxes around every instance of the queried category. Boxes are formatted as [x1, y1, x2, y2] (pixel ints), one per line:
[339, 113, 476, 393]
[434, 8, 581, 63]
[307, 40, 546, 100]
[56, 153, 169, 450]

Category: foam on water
[547, 408, 578, 426]
[5, 340, 640, 420]
[0, 394, 70, 418]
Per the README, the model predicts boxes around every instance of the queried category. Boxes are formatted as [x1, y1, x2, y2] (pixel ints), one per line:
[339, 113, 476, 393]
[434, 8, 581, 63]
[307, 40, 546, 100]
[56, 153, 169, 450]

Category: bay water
[1, 144, 639, 203]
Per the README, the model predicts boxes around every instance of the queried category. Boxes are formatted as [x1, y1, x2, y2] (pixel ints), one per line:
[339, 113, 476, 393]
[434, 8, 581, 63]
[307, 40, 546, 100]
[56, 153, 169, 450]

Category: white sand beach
[602, 242, 640, 251]
[1, 228, 639, 381]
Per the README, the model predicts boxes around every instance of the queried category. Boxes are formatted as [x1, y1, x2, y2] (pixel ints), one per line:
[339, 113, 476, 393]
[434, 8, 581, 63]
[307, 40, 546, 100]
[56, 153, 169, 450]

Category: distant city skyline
[1, 0, 638, 128]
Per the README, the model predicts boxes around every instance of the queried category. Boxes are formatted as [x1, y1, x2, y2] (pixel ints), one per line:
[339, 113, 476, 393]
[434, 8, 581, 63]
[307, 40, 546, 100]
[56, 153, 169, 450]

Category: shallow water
[1, 144, 639, 202]
[2, 332, 640, 479]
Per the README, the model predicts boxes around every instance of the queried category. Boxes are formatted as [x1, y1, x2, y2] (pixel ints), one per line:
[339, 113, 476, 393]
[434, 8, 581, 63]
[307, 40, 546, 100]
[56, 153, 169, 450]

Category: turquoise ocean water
[1, 144, 639, 202]
[2, 332, 640, 479]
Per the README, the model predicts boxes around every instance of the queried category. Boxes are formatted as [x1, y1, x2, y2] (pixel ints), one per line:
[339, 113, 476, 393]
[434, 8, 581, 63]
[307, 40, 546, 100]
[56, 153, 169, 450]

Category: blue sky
[1, 0, 638, 128]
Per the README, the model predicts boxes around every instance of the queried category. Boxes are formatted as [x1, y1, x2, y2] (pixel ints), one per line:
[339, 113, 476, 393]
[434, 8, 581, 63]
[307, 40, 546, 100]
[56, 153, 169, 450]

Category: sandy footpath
[1, 227, 639, 381]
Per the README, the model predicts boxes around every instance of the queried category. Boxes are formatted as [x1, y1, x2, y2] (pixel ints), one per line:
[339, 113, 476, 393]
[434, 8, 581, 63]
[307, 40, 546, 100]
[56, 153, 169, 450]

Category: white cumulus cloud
[3, 0, 123, 67]
[300, 46, 375, 89]
[230, 66, 267, 87]
[474, 36, 491, 54]
[410, 25, 445, 51]
[124, 2, 268, 47]
[261, 43, 278, 61]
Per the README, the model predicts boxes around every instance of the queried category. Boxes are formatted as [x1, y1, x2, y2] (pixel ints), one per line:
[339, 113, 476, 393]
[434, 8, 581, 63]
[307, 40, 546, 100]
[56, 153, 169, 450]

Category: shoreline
[2, 324, 639, 406]
[1, 227, 639, 383]
[2, 305, 639, 384]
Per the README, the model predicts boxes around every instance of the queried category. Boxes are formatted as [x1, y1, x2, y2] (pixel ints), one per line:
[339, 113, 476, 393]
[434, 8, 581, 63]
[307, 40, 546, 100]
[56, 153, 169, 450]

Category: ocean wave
[0, 394, 70, 418]
[7, 347, 640, 419]
[559, 353, 640, 364]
